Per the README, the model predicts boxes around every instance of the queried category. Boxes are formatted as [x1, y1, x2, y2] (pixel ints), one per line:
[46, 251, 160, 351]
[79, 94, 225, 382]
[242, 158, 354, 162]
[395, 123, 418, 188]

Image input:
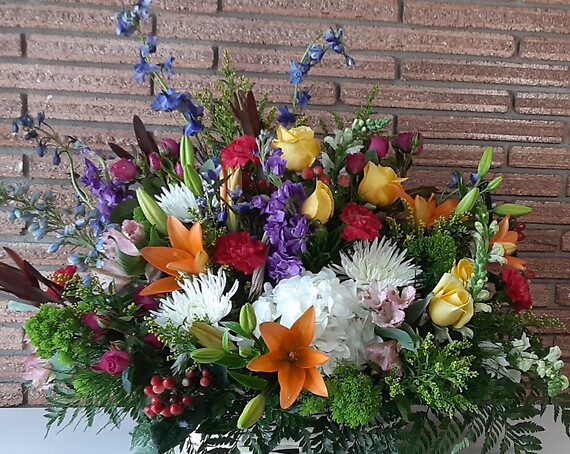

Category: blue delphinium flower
[133, 56, 159, 82]
[324, 27, 346, 53]
[308, 44, 325, 63]
[133, 0, 153, 19]
[277, 105, 299, 127]
[11, 121, 18, 135]
[140, 36, 157, 57]
[296, 90, 311, 108]
[37, 111, 45, 126]
[287, 61, 306, 85]
[163, 56, 175, 78]
[115, 0, 153, 36]
[183, 118, 204, 136]
[52, 151, 61, 166]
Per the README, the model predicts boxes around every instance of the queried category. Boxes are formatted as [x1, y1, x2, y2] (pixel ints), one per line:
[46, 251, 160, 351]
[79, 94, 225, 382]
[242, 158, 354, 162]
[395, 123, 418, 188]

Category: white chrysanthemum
[153, 269, 238, 329]
[156, 183, 200, 223]
[253, 268, 377, 375]
[333, 238, 421, 290]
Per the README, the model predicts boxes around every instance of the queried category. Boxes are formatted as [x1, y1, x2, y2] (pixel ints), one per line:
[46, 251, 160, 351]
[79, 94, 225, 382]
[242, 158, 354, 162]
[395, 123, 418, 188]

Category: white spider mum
[253, 268, 377, 375]
[153, 269, 238, 329]
[333, 238, 421, 290]
[156, 183, 200, 223]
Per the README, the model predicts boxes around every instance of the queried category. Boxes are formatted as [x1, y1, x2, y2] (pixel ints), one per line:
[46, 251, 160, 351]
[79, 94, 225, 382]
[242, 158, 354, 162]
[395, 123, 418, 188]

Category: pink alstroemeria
[362, 282, 416, 329]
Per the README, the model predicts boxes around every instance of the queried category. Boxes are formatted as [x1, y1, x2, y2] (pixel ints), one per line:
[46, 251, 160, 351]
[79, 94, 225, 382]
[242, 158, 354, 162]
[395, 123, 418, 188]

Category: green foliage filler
[406, 232, 457, 290]
[387, 334, 478, 416]
[132, 205, 153, 233]
[301, 365, 382, 428]
[25, 304, 91, 364]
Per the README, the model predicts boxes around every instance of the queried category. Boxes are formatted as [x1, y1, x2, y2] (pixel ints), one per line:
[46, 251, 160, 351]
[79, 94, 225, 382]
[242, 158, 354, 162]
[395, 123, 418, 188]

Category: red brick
[0, 93, 22, 119]
[26, 184, 75, 209]
[509, 147, 570, 170]
[405, 1, 570, 34]
[0, 63, 148, 96]
[27, 94, 173, 128]
[556, 284, 570, 306]
[398, 114, 565, 143]
[522, 0, 570, 4]
[406, 170, 562, 197]
[158, 15, 515, 57]
[413, 144, 506, 168]
[515, 92, 570, 116]
[223, 0, 399, 21]
[221, 47, 395, 80]
[518, 229, 559, 253]
[525, 258, 570, 280]
[515, 200, 570, 225]
[0, 356, 26, 379]
[520, 36, 570, 62]
[532, 310, 570, 334]
[0, 213, 24, 236]
[0, 4, 119, 35]
[0, 154, 24, 178]
[341, 83, 510, 113]
[27, 34, 214, 69]
[26, 387, 49, 406]
[530, 281, 553, 308]
[0, 242, 71, 267]
[0, 299, 33, 324]
[553, 335, 570, 357]
[560, 231, 570, 251]
[402, 59, 569, 88]
[0, 33, 21, 57]
[51, 0, 218, 12]
[0, 383, 23, 407]
[0, 326, 24, 351]
[27, 152, 71, 180]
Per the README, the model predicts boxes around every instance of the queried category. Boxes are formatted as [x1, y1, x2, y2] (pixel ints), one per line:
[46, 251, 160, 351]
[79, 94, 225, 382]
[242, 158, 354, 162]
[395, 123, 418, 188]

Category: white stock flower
[333, 238, 421, 290]
[253, 268, 377, 375]
[156, 183, 200, 223]
[153, 269, 238, 329]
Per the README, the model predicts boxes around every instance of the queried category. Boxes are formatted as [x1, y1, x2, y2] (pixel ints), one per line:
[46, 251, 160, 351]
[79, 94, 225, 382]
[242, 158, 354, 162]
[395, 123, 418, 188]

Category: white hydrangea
[153, 269, 238, 329]
[252, 268, 377, 375]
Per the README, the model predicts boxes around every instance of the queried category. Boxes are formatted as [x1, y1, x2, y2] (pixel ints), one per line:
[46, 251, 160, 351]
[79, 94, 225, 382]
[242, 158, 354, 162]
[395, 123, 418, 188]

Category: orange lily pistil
[247, 306, 330, 409]
[393, 185, 458, 228]
[489, 214, 526, 271]
[139, 216, 209, 295]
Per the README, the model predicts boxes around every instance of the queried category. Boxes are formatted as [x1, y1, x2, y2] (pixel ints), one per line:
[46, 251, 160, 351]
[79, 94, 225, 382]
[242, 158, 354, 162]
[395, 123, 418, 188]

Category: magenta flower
[395, 132, 424, 155]
[368, 136, 390, 159]
[110, 158, 138, 181]
[345, 152, 366, 175]
[92, 350, 130, 376]
[83, 313, 108, 333]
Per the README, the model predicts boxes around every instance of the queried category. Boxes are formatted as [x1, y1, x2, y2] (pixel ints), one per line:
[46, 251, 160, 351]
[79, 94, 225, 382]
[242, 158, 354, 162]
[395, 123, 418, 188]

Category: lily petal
[187, 222, 205, 256]
[167, 259, 197, 274]
[141, 247, 193, 275]
[277, 361, 305, 409]
[290, 306, 316, 349]
[167, 216, 192, 251]
[247, 352, 283, 373]
[138, 276, 180, 296]
[296, 347, 331, 368]
[259, 322, 293, 352]
[303, 366, 328, 397]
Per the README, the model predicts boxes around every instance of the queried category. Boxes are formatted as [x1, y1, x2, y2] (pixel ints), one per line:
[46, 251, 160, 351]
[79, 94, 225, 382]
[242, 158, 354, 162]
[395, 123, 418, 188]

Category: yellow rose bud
[450, 258, 474, 284]
[358, 162, 407, 207]
[428, 273, 474, 329]
[301, 180, 334, 224]
[272, 126, 321, 172]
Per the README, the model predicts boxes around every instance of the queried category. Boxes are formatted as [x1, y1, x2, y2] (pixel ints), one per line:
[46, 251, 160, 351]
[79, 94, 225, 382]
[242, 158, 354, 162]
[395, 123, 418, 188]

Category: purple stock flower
[263, 148, 286, 177]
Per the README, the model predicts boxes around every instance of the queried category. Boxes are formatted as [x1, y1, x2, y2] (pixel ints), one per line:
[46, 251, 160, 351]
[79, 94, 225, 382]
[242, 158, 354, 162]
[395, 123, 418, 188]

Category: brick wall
[0, 0, 569, 406]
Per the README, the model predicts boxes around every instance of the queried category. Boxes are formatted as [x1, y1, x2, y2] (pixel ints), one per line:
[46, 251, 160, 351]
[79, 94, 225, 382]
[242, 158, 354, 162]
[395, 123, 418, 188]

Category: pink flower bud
[395, 132, 424, 155]
[345, 153, 366, 175]
[133, 285, 159, 311]
[175, 162, 184, 179]
[83, 313, 108, 333]
[121, 219, 145, 244]
[92, 350, 130, 376]
[110, 158, 138, 181]
[143, 333, 164, 350]
[368, 136, 390, 159]
[148, 153, 162, 172]
[160, 138, 180, 157]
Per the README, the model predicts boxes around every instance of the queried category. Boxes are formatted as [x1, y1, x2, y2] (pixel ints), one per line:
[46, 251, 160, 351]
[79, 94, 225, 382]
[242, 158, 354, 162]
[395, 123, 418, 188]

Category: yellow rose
[358, 162, 407, 207]
[450, 258, 474, 284]
[301, 180, 334, 224]
[428, 273, 474, 329]
[272, 126, 321, 172]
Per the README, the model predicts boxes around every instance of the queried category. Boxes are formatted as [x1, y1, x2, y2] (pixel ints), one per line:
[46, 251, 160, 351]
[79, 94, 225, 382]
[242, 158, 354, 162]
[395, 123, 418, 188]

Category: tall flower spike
[140, 217, 209, 295]
[247, 306, 330, 409]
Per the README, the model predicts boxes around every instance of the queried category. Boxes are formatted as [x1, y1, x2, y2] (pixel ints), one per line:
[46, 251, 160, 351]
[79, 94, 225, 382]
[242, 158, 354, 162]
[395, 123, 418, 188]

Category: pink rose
[83, 313, 108, 333]
[345, 153, 366, 175]
[160, 138, 179, 157]
[368, 136, 390, 159]
[143, 333, 164, 350]
[395, 132, 424, 155]
[110, 158, 138, 181]
[133, 285, 159, 311]
[365, 340, 402, 375]
[92, 350, 130, 376]
[148, 152, 162, 171]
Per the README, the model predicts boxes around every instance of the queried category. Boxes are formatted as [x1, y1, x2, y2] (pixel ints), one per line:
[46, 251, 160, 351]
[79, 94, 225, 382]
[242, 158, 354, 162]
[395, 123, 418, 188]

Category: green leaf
[116, 247, 147, 276]
[405, 293, 432, 324]
[149, 226, 162, 247]
[216, 355, 248, 369]
[221, 321, 252, 339]
[109, 197, 139, 224]
[227, 371, 268, 390]
[376, 324, 420, 351]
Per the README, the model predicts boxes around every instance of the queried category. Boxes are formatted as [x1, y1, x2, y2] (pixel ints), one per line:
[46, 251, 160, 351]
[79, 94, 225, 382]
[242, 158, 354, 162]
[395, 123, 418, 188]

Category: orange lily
[392, 185, 458, 228]
[139, 216, 209, 295]
[489, 214, 526, 271]
[247, 306, 330, 409]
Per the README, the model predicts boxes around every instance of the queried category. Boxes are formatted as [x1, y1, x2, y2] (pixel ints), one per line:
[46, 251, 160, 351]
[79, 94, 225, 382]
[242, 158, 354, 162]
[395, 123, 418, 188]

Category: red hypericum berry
[337, 174, 351, 188]
[181, 378, 191, 387]
[150, 375, 163, 387]
[152, 384, 165, 395]
[515, 221, 526, 232]
[526, 269, 536, 280]
[200, 376, 211, 387]
[185, 369, 197, 379]
[517, 231, 526, 241]
[201, 369, 211, 378]
[163, 376, 176, 390]
[151, 402, 164, 414]
[151, 396, 163, 406]
[301, 167, 315, 180]
[182, 395, 193, 406]
[160, 407, 173, 418]
[312, 165, 324, 176]
[170, 402, 185, 417]
[143, 385, 155, 397]
[144, 405, 156, 418]
[318, 174, 332, 186]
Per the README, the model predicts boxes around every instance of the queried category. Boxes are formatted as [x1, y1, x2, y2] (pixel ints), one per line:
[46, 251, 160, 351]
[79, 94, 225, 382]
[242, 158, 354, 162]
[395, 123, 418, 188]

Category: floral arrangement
[2, 1, 570, 453]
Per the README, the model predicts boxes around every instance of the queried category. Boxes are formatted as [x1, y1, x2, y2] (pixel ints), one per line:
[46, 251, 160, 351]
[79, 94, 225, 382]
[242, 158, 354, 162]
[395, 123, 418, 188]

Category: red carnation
[213, 232, 267, 274]
[221, 136, 260, 168]
[501, 268, 532, 312]
[340, 203, 382, 242]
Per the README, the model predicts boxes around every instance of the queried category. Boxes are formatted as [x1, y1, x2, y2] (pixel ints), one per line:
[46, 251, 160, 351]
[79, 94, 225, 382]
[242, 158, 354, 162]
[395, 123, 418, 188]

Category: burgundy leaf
[108, 142, 134, 160]
[133, 115, 159, 156]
